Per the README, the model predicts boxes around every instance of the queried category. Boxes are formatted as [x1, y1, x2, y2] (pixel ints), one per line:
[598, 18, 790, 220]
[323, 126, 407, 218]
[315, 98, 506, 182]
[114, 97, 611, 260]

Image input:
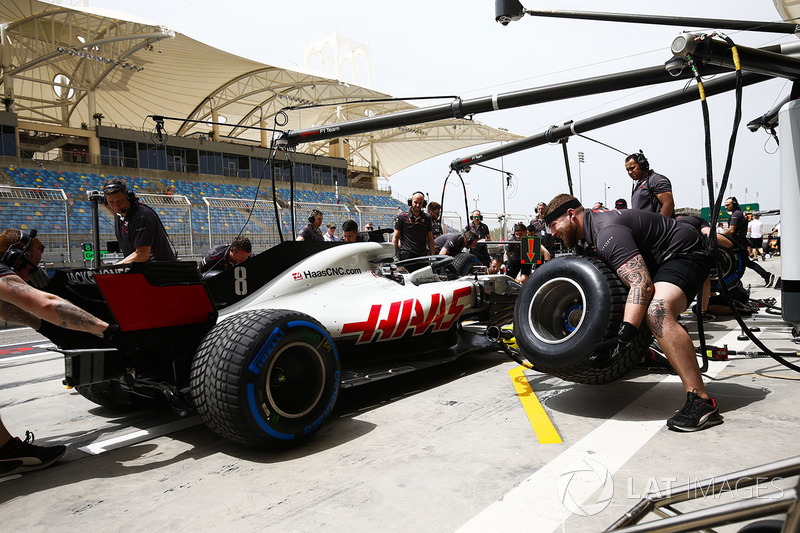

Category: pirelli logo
[292, 266, 362, 281]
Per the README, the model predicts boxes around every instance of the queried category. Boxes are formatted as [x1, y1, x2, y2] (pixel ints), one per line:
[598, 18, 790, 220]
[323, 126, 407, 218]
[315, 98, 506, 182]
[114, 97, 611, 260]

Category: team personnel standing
[434, 231, 479, 255]
[466, 209, 491, 265]
[0, 229, 112, 476]
[199, 236, 253, 273]
[323, 222, 340, 242]
[103, 178, 176, 263]
[428, 202, 446, 238]
[625, 152, 675, 218]
[747, 213, 765, 260]
[544, 194, 720, 431]
[530, 201, 555, 254]
[392, 192, 435, 260]
[723, 197, 774, 287]
[297, 208, 324, 242]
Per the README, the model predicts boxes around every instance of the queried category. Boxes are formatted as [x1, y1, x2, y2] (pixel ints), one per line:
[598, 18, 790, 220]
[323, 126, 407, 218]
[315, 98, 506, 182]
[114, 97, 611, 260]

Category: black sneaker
[667, 391, 723, 432]
[764, 273, 776, 288]
[0, 431, 66, 477]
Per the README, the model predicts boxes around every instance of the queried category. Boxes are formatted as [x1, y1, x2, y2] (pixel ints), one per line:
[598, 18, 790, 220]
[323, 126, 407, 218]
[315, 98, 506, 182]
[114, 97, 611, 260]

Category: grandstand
[0, 159, 406, 263]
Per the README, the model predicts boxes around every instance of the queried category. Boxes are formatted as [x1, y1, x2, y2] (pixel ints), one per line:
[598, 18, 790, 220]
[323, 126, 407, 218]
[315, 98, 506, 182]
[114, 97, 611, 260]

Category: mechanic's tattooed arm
[1, 275, 108, 336]
[616, 254, 654, 328]
[0, 300, 40, 328]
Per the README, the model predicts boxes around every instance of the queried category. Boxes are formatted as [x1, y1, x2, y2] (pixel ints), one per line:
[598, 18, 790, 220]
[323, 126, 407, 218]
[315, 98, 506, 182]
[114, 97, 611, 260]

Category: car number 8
[234, 266, 248, 295]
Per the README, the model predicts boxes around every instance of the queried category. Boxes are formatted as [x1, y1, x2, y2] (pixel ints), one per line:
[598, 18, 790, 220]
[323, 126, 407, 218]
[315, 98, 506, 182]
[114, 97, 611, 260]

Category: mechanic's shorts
[653, 252, 710, 305]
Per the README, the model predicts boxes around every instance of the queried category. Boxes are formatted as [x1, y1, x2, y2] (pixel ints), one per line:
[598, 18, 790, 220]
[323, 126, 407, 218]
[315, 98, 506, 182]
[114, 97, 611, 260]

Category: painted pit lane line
[78, 416, 203, 455]
[459, 332, 751, 533]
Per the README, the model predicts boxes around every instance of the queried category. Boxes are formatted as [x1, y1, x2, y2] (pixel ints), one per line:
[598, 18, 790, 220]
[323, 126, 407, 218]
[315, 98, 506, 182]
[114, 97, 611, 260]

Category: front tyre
[190, 309, 340, 447]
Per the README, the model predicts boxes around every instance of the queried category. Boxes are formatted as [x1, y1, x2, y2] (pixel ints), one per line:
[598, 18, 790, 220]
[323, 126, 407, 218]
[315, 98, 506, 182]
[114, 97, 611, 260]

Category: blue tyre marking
[563, 303, 583, 333]
[247, 382, 293, 440]
[245, 318, 338, 440]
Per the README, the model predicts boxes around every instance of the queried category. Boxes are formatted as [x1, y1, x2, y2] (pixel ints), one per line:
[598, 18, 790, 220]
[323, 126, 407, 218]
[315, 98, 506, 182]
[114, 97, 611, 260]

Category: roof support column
[211, 107, 220, 142]
[1, 23, 16, 112]
[260, 118, 267, 147]
[87, 90, 96, 122]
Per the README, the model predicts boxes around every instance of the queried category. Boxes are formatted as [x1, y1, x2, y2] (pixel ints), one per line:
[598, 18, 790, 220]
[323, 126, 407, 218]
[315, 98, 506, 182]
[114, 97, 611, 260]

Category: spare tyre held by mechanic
[544, 194, 720, 432]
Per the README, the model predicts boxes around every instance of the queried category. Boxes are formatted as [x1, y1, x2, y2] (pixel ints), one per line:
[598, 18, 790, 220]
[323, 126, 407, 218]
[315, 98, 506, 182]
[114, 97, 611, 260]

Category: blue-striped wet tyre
[452, 252, 482, 276]
[190, 309, 340, 447]
[710, 247, 746, 292]
[513, 256, 651, 385]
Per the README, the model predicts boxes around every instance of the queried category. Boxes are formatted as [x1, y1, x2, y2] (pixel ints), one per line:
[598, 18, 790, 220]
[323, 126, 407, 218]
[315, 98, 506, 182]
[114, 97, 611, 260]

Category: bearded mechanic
[543, 194, 720, 431]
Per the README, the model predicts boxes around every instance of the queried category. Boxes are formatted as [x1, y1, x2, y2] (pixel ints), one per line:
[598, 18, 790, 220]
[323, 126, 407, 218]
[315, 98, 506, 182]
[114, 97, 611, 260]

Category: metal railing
[0, 185, 71, 260]
[607, 455, 800, 532]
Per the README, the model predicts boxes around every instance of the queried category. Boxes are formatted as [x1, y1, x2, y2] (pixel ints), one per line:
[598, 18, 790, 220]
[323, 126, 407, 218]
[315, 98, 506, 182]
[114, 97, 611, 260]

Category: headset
[101, 178, 137, 206]
[627, 150, 650, 173]
[407, 191, 427, 208]
[307, 208, 323, 223]
[1, 228, 37, 271]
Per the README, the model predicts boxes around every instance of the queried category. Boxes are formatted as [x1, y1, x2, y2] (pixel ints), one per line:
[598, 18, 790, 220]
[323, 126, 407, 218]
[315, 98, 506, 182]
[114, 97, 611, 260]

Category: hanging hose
[439, 169, 471, 232]
[691, 33, 800, 374]
[686, 49, 713, 373]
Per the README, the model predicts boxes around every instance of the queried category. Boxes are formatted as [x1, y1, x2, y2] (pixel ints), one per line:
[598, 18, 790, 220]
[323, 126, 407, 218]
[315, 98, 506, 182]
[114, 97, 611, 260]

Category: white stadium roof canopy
[0, 0, 522, 176]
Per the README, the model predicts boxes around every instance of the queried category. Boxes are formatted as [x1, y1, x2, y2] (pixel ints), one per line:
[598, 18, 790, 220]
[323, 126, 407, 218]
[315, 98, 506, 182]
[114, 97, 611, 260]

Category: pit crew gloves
[610, 321, 637, 360]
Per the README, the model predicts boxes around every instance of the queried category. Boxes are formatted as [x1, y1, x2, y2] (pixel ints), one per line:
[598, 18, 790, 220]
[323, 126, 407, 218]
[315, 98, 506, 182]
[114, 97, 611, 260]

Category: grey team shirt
[583, 208, 703, 271]
[631, 171, 671, 213]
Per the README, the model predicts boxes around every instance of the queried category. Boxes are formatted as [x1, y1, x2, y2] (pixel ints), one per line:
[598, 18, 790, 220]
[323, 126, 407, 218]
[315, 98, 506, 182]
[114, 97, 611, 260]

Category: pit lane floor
[1, 257, 798, 532]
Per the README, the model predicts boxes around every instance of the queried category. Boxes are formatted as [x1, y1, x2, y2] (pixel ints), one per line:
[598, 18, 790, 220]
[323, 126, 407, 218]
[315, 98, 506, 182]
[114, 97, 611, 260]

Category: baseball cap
[615, 198, 628, 209]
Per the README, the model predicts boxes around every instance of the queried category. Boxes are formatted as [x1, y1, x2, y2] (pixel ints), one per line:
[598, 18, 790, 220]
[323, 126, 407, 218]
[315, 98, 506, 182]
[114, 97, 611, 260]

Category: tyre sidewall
[242, 313, 340, 441]
[514, 256, 614, 369]
[452, 252, 481, 275]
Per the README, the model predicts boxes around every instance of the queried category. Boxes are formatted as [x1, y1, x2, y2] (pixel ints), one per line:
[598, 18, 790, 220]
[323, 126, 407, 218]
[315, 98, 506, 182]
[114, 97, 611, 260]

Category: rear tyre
[190, 309, 340, 447]
[513, 256, 651, 384]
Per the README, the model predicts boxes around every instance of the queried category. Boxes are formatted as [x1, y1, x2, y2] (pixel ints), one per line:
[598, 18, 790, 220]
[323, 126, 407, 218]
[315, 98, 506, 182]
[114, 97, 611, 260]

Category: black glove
[609, 321, 637, 360]
[103, 323, 121, 343]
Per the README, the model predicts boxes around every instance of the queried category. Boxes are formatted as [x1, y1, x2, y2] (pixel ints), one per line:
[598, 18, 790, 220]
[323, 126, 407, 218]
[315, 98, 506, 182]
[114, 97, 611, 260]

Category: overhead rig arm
[450, 36, 800, 172]
[450, 71, 769, 171]
[671, 33, 800, 79]
[277, 63, 732, 148]
[514, 9, 799, 34]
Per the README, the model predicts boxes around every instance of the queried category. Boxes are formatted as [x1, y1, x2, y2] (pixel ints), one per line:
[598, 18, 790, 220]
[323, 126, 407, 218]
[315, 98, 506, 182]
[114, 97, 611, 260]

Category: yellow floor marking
[508, 365, 562, 444]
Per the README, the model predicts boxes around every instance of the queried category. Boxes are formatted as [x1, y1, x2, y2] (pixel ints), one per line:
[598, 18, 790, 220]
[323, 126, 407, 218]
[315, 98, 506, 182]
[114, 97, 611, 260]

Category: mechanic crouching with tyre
[0, 229, 114, 476]
[543, 194, 721, 432]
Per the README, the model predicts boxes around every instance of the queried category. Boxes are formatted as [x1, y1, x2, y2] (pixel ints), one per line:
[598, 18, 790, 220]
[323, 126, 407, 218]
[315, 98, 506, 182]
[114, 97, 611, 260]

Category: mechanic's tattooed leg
[647, 298, 667, 339]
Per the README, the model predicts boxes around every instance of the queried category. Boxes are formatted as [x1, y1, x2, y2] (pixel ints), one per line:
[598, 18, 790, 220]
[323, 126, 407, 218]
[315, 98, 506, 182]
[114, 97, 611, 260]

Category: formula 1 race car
[43, 241, 521, 447]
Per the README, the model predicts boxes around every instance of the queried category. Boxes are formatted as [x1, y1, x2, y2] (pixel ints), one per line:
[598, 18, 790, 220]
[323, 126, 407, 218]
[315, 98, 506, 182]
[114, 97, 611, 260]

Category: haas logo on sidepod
[341, 287, 472, 344]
